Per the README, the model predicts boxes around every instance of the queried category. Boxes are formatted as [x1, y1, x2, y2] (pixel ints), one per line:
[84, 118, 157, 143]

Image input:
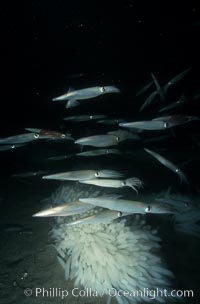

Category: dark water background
[0, 1, 199, 303]
[1, 1, 200, 130]
[0, 0, 199, 189]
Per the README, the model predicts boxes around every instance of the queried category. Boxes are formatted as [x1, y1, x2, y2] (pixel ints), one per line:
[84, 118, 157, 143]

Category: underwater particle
[20, 271, 28, 280]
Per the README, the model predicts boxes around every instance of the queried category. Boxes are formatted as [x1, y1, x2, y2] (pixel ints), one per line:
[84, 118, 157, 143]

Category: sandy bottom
[0, 181, 199, 304]
[0, 182, 109, 304]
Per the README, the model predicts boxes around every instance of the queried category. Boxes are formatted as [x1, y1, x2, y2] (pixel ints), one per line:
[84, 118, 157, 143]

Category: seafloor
[0, 176, 199, 304]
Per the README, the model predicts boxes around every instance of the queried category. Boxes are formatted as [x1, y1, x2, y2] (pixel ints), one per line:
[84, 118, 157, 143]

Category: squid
[63, 114, 107, 122]
[79, 196, 176, 214]
[97, 118, 126, 125]
[76, 148, 121, 157]
[139, 68, 191, 111]
[119, 115, 199, 131]
[158, 94, 186, 113]
[32, 200, 94, 217]
[144, 148, 188, 184]
[0, 133, 42, 144]
[52, 85, 120, 108]
[79, 177, 144, 194]
[66, 209, 129, 225]
[0, 144, 26, 151]
[119, 120, 167, 130]
[42, 169, 123, 181]
[107, 130, 140, 141]
[75, 134, 119, 147]
[152, 115, 200, 128]
[136, 80, 154, 97]
[25, 128, 71, 140]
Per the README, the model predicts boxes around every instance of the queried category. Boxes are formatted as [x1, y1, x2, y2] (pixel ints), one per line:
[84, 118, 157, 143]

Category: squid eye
[95, 172, 100, 177]
[116, 136, 120, 142]
[121, 181, 126, 186]
[175, 168, 179, 173]
[106, 149, 109, 154]
[100, 86, 106, 93]
[34, 133, 39, 138]
[145, 206, 151, 213]
[90, 115, 93, 119]
[164, 122, 168, 128]
[61, 134, 66, 138]
[118, 212, 122, 217]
